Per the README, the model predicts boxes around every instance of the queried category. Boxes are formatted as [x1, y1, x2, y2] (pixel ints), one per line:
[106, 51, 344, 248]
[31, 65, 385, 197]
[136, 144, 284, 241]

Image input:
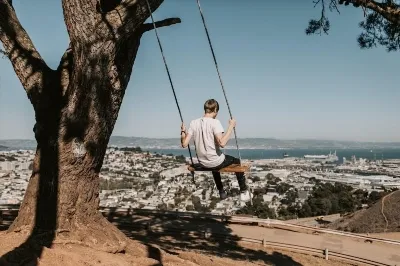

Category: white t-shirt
[188, 117, 225, 168]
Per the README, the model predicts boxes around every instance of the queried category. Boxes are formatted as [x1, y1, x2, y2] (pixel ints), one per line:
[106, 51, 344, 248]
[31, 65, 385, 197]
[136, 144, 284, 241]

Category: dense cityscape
[1, 147, 399, 218]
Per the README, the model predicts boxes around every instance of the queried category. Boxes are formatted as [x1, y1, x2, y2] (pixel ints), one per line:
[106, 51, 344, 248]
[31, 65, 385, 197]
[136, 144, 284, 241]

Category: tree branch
[0, 0, 52, 103]
[57, 44, 73, 97]
[307, 0, 400, 36]
[338, 0, 400, 25]
[0, 47, 6, 57]
[141, 17, 181, 33]
[62, 0, 98, 41]
[105, 0, 165, 35]
[62, 0, 167, 43]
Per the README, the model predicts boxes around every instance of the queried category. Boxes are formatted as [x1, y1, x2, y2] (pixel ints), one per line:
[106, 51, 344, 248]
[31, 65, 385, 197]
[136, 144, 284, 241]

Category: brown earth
[329, 190, 400, 233]
[367, 232, 400, 241]
[0, 230, 357, 266]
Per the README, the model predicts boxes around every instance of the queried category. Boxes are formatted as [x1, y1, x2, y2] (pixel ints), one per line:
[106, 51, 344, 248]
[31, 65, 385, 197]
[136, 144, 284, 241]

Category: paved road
[132, 216, 400, 266]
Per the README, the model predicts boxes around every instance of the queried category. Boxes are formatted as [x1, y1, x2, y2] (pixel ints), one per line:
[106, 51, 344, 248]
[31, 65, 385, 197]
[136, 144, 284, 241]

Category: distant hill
[0, 140, 35, 150]
[1, 137, 400, 150]
[329, 190, 400, 233]
[110, 136, 400, 149]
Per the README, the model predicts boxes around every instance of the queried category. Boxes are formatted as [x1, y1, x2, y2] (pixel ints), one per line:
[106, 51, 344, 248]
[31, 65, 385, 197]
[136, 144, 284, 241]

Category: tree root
[4, 214, 129, 257]
[54, 217, 129, 254]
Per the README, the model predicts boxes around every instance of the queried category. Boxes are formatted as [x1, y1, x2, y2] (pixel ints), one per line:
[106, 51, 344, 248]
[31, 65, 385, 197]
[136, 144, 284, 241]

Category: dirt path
[381, 191, 396, 232]
[367, 232, 400, 241]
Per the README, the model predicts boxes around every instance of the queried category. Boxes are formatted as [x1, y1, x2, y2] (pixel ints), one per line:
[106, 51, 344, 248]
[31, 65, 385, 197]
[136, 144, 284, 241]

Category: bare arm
[180, 123, 192, 148]
[181, 132, 192, 148]
[215, 119, 236, 148]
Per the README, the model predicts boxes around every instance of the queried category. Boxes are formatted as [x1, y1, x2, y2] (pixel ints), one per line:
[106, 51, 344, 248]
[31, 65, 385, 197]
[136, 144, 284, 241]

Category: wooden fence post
[324, 248, 329, 260]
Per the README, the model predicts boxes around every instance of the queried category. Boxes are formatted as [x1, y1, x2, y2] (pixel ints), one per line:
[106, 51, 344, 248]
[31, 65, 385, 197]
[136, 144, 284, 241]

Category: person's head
[204, 99, 219, 118]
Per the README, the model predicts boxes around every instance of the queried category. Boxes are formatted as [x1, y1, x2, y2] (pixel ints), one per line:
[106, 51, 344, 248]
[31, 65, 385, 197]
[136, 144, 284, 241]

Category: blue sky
[0, 0, 399, 141]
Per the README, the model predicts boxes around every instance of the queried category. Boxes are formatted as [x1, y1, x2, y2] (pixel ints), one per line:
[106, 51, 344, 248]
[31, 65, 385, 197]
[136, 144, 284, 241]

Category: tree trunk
[8, 34, 143, 252]
[0, 0, 180, 254]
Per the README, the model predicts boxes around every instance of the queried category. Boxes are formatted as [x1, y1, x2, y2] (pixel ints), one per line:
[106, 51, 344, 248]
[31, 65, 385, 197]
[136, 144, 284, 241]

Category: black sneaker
[219, 189, 228, 200]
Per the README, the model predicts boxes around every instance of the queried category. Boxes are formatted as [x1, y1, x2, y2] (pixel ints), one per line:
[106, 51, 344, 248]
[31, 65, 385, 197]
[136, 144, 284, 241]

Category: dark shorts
[205, 155, 241, 171]
[191, 154, 240, 171]
[192, 155, 247, 192]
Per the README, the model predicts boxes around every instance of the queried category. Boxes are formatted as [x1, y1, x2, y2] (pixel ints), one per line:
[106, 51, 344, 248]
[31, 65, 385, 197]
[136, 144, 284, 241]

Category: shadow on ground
[104, 208, 304, 266]
[1, 207, 304, 265]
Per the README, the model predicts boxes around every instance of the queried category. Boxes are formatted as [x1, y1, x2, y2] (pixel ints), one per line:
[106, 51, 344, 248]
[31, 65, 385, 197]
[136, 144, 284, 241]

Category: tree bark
[0, 0, 53, 104]
[0, 0, 180, 254]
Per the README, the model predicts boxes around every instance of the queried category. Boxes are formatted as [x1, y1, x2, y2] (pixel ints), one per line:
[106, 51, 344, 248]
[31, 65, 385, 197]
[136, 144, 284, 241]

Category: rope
[195, 0, 241, 163]
[145, 0, 195, 173]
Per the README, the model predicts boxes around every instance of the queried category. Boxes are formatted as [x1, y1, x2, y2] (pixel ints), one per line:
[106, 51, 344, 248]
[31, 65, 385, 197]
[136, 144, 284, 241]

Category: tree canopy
[307, 0, 400, 51]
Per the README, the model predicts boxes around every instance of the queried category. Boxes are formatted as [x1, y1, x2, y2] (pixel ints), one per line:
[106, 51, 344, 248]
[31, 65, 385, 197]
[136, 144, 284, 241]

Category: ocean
[146, 148, 400, 164]
[2, 144, 400, 164]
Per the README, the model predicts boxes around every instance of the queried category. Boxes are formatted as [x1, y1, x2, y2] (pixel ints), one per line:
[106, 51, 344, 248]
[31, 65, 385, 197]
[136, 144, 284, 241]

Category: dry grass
[330, 191, 400, 233]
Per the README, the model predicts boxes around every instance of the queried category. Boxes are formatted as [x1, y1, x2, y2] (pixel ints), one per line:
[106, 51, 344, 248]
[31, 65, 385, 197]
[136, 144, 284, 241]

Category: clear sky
[0, 0, 399, 142]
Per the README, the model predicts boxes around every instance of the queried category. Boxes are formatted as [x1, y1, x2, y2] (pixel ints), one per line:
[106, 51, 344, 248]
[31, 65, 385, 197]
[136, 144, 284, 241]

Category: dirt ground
[0, 230, 358, 266]
[365, 232, 400, 241]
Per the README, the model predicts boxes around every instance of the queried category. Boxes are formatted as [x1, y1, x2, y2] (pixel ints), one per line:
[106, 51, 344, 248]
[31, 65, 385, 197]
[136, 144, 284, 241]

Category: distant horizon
[1, 135, 400, 144]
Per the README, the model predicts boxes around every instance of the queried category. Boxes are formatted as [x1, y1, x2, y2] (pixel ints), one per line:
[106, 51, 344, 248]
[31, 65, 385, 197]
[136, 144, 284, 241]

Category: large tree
[0, 0, 180, 254]
[306, 0, 400, 51]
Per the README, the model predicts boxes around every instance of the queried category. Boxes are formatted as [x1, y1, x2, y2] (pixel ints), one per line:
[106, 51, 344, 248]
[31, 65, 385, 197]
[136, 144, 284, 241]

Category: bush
[119, 146, 142, 153]
[175, 155, 186, 163]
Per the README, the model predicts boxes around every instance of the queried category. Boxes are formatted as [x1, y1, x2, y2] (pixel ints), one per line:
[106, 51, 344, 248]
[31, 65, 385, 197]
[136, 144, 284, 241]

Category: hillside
[329, 190, 400, 233]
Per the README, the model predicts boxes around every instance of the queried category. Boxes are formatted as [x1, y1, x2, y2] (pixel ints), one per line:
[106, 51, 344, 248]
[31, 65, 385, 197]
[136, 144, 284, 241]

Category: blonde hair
[204, 99, 219, 113]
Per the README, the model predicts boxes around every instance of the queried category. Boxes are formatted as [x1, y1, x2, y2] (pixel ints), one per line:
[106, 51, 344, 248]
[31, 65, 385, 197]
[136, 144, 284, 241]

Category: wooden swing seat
[187, 163, 251, 173]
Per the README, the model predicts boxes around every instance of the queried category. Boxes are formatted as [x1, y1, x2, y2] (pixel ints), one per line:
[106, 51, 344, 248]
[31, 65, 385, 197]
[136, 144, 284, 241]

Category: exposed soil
[0, 230, 357, 266]
[366, 232, 400, 241]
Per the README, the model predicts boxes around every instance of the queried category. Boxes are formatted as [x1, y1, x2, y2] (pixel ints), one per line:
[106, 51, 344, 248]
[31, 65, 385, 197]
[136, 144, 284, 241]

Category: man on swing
[180, 99, 251, 202]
